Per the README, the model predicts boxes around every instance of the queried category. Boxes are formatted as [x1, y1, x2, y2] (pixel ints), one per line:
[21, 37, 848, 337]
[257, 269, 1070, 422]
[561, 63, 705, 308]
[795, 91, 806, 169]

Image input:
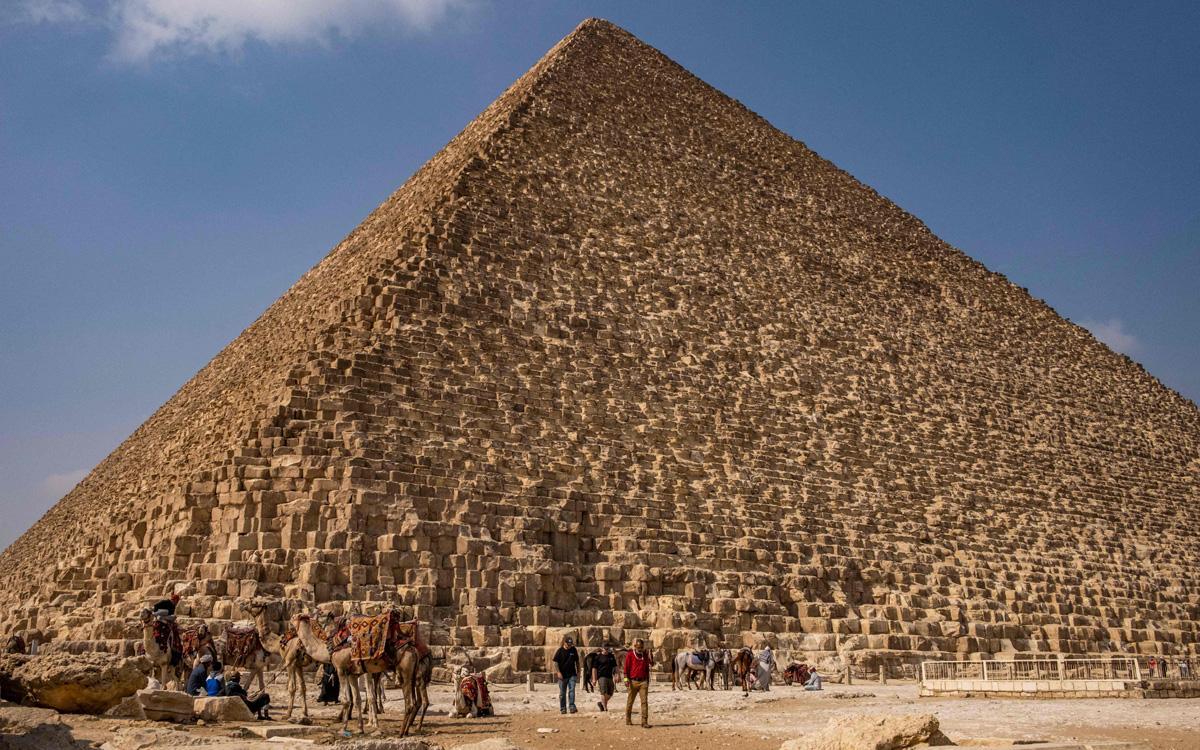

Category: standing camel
[218, 603, 275, 695]
[138, 609, 180, 687]
[280, 629, 312, 721]
[293, 614, 385, 734]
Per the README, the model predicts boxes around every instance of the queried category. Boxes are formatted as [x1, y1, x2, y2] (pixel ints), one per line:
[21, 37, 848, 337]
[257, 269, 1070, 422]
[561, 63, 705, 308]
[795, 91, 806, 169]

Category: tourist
[206, 660, 225, 697]
[317, 662, 340, 704]
[623, 638, 653, 728]
[803, 667, 823, 691]
[1148, 656, 1157, 678]
[1181, 658, 1191, 679]
[1160, 657, 1169, 678]
[553, 635, 580, 714]
[592, 642, 618, 712]
[185, 654, 212, 696]
[222, 670, 271, 720]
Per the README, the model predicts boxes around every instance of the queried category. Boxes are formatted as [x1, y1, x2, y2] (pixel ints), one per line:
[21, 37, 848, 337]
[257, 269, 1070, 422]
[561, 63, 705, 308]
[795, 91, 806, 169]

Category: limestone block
[194, 695, 255, 722]
[136, 689, 195, 723]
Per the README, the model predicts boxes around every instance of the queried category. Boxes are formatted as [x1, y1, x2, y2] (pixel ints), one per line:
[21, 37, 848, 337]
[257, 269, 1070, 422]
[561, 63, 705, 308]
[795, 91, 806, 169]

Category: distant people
[1160, 657, 1169, 678]
[592, 643, 618, 712]
[553, 636, 580, 714]
[1148, 656, 1158, 678]
[623, 638, 653, 728]
[206, 661, 225, 697]
[222, 670, 271, 720]
[803, 668, 822, 691]
[151, 593, 181, 620]
[757, 645, 775, 691]
[185, 654, 212, 696]
[317, 663, 340, 704]
[1181, 658, 1192, 679]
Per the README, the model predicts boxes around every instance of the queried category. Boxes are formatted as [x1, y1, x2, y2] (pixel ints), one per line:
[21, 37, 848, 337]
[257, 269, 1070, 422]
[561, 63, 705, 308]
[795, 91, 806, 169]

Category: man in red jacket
[623, 638, 653, 728]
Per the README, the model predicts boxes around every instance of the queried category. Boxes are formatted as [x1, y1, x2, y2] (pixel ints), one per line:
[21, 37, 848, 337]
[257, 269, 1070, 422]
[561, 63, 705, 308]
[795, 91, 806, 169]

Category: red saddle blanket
[223, 626, 262, 666]
[179, 625, 210, 657]
[346, 612, 428, 664]
[459, 673, 491, 708]
[152, 619, 182, 655]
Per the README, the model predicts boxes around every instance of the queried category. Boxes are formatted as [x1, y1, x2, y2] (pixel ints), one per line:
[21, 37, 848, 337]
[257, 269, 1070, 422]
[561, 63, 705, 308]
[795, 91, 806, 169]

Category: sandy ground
[6, 678, 1200, 749]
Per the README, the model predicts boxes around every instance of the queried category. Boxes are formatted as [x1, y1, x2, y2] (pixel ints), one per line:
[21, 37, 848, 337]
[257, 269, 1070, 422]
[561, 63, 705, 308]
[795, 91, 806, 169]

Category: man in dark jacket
[222, 671, 271, 719]
[552, 636, 580, 714]
[151, 593, 180, 618]
[184, 654, 212, 696]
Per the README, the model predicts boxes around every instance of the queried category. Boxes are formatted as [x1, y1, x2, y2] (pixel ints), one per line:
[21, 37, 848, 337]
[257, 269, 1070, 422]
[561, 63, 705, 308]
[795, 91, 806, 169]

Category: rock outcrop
[8, 652, 147, 714]
[0, 18, 1197, 673]
[781, 713, 954, 750]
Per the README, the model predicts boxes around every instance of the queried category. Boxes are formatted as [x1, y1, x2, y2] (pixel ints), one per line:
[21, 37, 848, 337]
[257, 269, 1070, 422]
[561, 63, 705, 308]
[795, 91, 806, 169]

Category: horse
[731, 647, 756, 694]
[583, 647, 626, 692]
[709, 648, 733, 690]
[671, 650, 712, 690]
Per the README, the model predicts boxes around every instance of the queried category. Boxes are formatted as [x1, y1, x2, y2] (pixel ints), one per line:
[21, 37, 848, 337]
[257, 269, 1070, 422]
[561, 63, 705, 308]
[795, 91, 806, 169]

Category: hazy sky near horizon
[2, 1, 1198, 551]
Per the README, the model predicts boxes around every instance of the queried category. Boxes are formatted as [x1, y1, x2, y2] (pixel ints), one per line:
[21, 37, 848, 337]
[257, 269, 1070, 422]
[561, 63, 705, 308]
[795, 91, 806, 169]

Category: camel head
[138, 608, 154, 624]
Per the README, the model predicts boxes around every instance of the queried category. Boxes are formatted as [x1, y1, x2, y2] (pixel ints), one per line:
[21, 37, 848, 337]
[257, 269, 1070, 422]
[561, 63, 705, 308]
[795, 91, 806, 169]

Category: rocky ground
[3, 677, 1199, 750]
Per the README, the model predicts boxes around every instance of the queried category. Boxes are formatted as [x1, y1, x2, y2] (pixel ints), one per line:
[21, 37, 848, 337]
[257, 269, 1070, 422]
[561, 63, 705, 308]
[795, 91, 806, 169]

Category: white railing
[920, 657, 1140, 684]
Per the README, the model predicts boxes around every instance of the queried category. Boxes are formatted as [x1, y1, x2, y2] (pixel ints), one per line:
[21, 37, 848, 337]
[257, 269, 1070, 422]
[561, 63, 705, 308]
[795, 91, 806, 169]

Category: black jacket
[553, 646, 580, 678]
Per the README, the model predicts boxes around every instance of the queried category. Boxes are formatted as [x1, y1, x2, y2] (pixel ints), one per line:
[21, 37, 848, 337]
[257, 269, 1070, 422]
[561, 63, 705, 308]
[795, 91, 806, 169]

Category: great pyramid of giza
[2, 19, 1198, 674]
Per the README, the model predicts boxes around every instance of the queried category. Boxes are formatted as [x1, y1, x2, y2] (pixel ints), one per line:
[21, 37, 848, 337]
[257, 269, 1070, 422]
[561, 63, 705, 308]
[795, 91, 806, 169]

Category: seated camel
[783, 662, 812, 686]
[452, 667, 493, 718]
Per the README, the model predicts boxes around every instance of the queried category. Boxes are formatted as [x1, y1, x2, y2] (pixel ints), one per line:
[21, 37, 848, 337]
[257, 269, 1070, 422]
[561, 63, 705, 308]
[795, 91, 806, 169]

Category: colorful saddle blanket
[152, 619, 182, 656]
[179, 625, 211, 658]
[784, 663, 811, 684]
[223, 626, 262, 666]
[346, 612, 428, 665]
[459, 673, 491, 708]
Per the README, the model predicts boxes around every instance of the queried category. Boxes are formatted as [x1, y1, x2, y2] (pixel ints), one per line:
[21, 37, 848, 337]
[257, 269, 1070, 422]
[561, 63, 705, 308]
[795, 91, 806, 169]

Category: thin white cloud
[16, 0, 88, 23]
[39, 468, 88, 499]
[11, 0, 467, 61]
[1082, 317, 1140, 355]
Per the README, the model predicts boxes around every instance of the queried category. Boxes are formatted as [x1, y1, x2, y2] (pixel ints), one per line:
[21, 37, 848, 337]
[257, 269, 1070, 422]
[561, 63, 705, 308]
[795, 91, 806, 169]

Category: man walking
[553, 635, 580, 714]
[592, 642, 618, 712]
[623, 638, 653, 728]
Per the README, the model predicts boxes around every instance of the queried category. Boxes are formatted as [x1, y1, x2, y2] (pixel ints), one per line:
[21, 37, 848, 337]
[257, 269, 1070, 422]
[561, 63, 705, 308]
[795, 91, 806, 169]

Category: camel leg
[416, 668, 430, 731]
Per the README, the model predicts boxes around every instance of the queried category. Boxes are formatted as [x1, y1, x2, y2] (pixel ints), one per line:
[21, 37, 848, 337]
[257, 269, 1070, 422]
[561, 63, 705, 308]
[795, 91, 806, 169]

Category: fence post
[920, 661, 927, 684]
[982, 661, 988, 682]
[1133, 657, 1141, 682]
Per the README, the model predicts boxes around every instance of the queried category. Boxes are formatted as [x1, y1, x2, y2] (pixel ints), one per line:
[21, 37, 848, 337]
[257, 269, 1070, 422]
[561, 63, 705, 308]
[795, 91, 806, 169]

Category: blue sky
[2, 1, 1198, 550]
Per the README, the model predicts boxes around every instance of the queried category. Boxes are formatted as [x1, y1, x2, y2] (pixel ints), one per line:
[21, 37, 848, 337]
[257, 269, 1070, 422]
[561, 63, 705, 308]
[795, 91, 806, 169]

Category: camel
[783, 662, 812, 686]
[138, 608, 181, 687]
[709, 648, 733, 690]
[217, 603, 274, 694]
[280, 628, 312, 721]
[3, 633, 26, 655]
[293, 614, 382, 734]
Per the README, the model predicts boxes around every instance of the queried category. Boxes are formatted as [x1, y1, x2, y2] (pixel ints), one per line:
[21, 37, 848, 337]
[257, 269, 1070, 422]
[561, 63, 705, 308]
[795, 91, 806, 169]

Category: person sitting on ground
[317, 662, 339, 704]
[592, 642, 618, 712]
[185, 654, 212, 696]
[803, 667, 822, 691]
[205, 660, 225, 697]
[222, 670, 271, 720]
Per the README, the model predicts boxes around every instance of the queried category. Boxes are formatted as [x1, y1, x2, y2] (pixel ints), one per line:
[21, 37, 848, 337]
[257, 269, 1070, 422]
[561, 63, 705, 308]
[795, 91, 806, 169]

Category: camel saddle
[179, 624, 210, 657]
[346, 612, 428, 665]
[152, 618, 182, 655]
[459, 672, 491, 709]
[223, 626, 262, 666]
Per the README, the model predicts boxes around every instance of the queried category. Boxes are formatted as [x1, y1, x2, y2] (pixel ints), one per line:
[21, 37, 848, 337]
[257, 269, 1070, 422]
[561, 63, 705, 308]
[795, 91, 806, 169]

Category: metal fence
[921, 657, 1141, 684]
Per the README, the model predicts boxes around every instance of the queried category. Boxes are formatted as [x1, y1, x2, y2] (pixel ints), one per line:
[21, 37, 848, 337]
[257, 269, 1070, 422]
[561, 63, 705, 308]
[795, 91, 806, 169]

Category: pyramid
[2, 19, 1198, 673]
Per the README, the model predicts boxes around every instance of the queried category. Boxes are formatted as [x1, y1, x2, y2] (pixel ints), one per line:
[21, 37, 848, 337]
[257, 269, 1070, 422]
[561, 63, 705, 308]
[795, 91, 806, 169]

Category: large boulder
[193, 695, 254, 723]
[0, 654, 31, 702]
[135, 689, 194, 723]
[781, 713, 954, 750]
[11, 652, 148, 714]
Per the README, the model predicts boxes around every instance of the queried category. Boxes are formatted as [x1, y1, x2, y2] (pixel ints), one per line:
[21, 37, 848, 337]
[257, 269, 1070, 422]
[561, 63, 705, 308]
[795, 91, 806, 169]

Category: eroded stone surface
[0, 18, 1196, 674]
